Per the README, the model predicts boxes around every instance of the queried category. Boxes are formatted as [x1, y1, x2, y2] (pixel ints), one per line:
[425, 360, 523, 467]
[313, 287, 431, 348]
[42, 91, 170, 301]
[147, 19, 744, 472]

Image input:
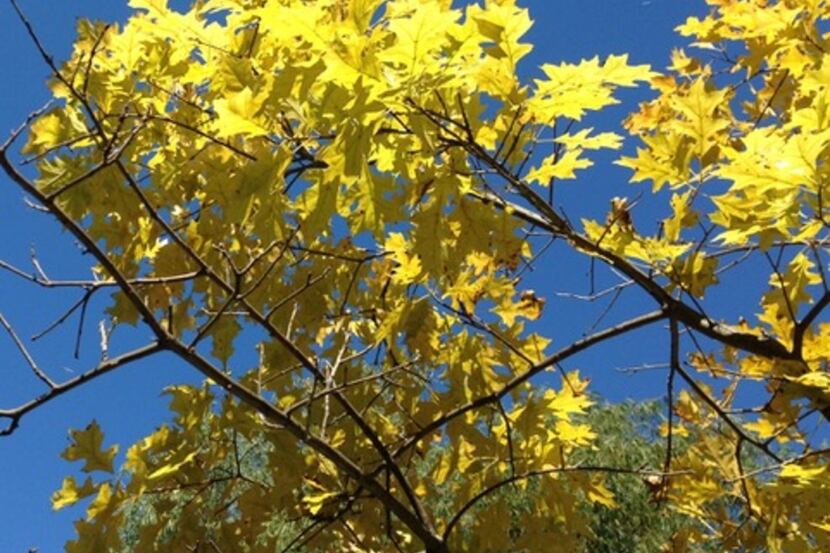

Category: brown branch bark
[469, 189, 795, 361]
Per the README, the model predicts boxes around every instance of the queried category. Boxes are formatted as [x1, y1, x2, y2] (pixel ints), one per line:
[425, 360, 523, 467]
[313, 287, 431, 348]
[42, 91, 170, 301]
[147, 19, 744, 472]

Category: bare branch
[0, 311, 55, 388]
[662, 319, 679, 498]
[793, 289, 830, 355]
[468, 189, 796, 361]
[0, 342, 162, 436]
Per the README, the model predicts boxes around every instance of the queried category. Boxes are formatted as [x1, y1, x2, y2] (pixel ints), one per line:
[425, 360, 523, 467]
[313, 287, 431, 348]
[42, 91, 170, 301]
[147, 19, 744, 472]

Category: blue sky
[0, 1, 707, 551]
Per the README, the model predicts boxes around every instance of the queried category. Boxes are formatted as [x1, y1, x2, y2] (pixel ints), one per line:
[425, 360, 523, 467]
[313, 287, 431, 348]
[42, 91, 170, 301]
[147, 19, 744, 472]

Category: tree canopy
[1, 0, 830, 551]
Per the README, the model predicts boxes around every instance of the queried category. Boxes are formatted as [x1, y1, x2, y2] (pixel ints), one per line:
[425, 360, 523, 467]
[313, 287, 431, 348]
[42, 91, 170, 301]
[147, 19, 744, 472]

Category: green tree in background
[114, 400, 695, 552]
[578, 401, 688, 553]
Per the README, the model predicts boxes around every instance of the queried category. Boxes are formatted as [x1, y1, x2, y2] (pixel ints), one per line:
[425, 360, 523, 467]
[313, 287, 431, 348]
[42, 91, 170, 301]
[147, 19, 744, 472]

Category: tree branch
[468, 189, 795, 361]
[393, 309, 666, 459]
[0, 311, 56, 388]
[0, 342, 162, 436]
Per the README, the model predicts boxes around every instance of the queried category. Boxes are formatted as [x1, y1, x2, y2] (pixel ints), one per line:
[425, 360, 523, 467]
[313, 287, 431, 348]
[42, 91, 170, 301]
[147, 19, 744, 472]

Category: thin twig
[0, 311, 56, 388]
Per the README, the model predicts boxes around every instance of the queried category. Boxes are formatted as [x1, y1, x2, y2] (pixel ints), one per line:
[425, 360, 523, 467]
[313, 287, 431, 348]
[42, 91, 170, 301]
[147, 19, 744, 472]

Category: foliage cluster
[2, 0, 830, 551]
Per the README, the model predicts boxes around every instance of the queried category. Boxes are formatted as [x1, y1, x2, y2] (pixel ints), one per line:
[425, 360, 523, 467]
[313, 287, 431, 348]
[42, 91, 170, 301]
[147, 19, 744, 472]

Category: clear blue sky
[0, 1, 707, 551]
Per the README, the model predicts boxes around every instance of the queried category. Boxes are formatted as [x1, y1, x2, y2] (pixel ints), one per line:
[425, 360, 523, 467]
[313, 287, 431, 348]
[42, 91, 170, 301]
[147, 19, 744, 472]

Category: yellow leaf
[433, 452, 452, 486]
[586, 478, 617, 508]
[526, 149, 592, 184]
[531, 54, 654, 121]
[744, 416, 779, 439]
[347, 0, 384, 31]
[22, 110, 89, 155]
[546, 371, 593, 419]
[492, 289, 545, 326]
[380, 3, 459, 73]
[51, 476, 97, 511]
[554, 420, 596, 445]
[61, 421, 118, 474]
[86, 482, 113, 520]
[616, 132, 692, 191]
[668, 253, 718, 298]
[663, 191, 699, 242]
[669, 78, 730, 157]
[469, 2, 533, 68]
[457, 434, 477, 473]
[303, 489, 340, 515]
[385, 232, 424, 284]
[555, 128, 623, 150]
[147, 450, 198, 481]
[780, 463, 827, 482]
[214, 87, 269, 138]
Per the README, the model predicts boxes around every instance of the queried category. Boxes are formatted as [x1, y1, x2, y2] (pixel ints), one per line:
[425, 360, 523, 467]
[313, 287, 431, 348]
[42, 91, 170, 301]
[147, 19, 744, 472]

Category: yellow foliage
[7, 0, 830, 551]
